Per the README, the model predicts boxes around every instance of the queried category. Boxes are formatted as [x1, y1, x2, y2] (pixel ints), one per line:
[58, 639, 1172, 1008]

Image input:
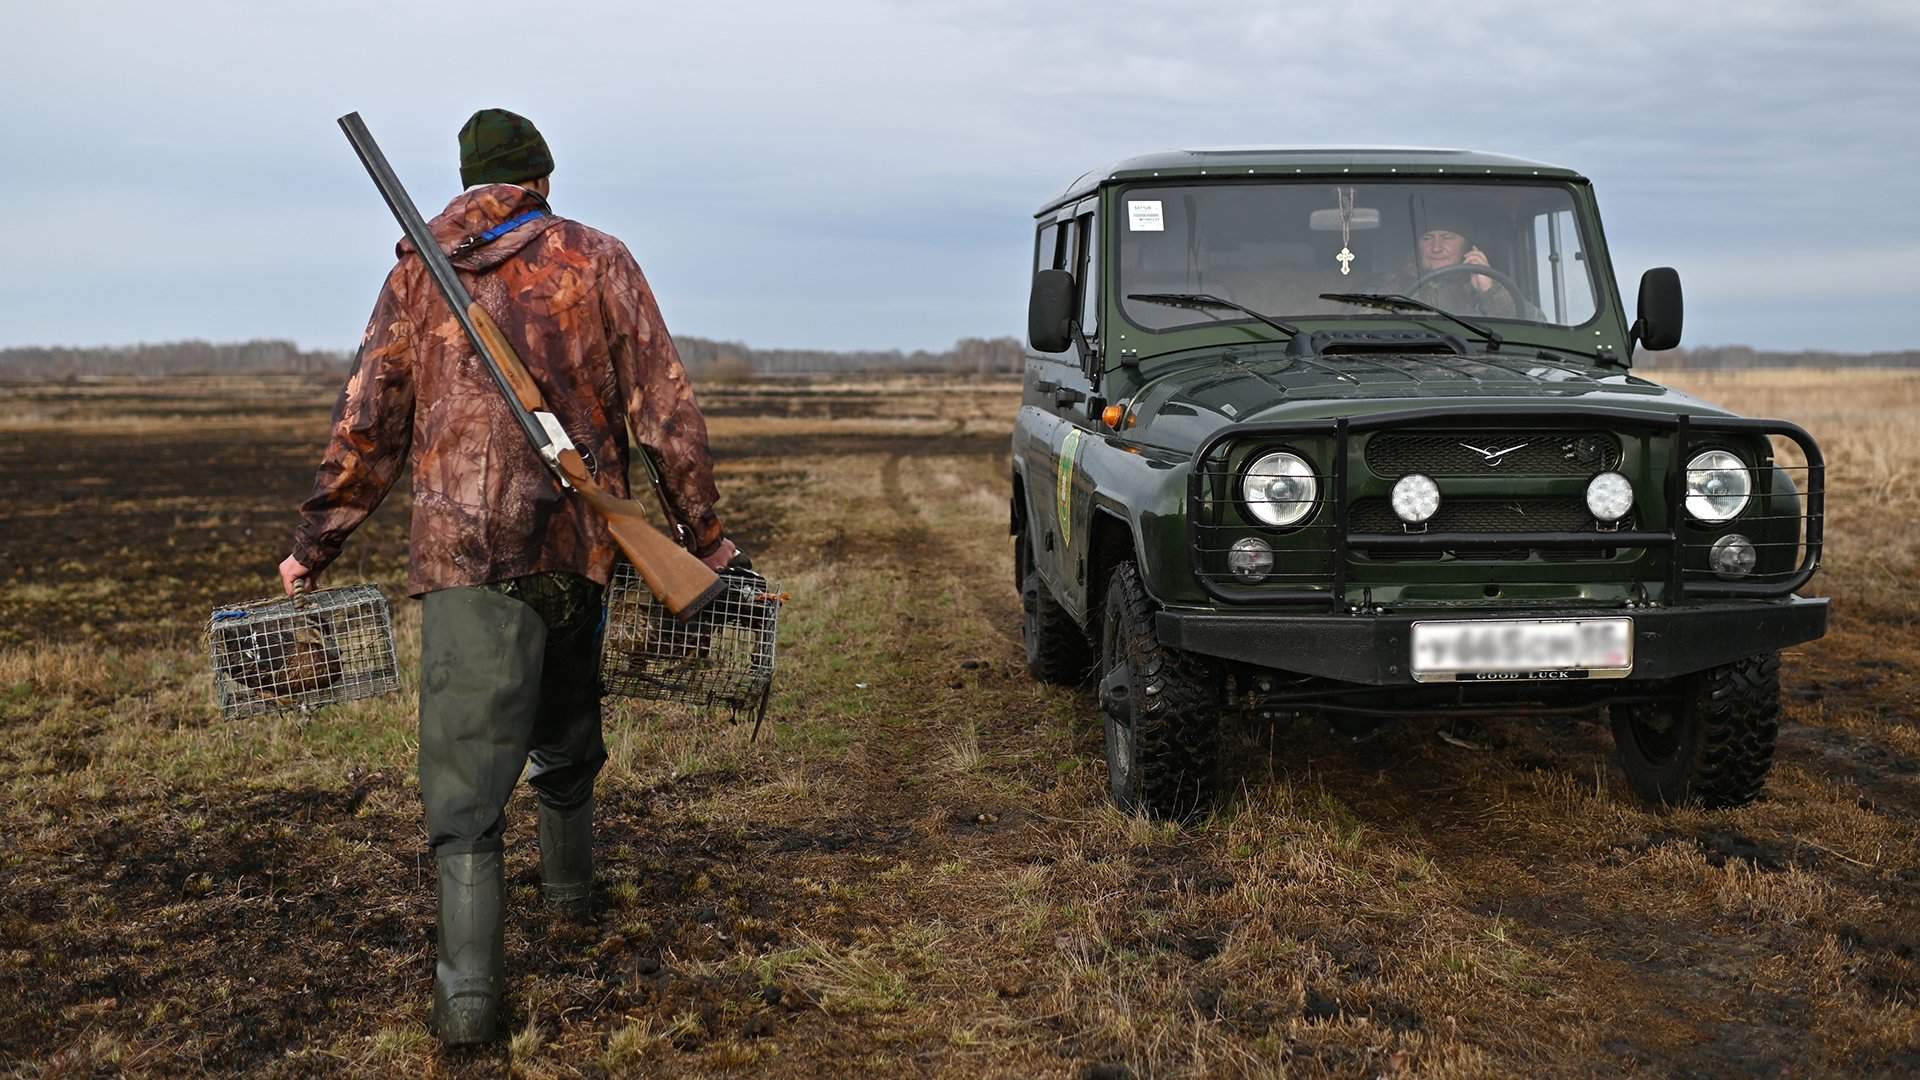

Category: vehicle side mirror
[1632, 267, 1684, 352]
[1028, 269, 1075, 353]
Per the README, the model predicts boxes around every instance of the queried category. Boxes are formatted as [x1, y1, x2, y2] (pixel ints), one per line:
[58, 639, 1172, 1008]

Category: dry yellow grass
[0, 368, 1915, 1077]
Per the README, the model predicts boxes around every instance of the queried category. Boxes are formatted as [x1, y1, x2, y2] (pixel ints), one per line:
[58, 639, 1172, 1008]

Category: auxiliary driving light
[1242, 451, 1317, 527]
[1585, 471, 1634, 523]
[1228, 537, 1275, 582]
[1709, 534, 1757, 579]
[1390, 473, 1440, 524]
[1686, 450, 1751, 523]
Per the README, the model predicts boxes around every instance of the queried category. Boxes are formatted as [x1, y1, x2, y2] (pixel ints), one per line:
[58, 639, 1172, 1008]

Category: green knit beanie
[458, 108, 554, 187]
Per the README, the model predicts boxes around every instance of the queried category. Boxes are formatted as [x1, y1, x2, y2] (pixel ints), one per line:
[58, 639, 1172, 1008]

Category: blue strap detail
[475, 209, 546, 245]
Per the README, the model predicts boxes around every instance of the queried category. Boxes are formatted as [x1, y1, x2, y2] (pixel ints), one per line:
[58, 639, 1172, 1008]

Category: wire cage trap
[600, 563, 783, 725]
[206, 584, 401, 720]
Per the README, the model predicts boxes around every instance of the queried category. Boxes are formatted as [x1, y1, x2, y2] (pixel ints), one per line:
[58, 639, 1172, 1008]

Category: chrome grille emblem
[1457, 441, 1531, 467]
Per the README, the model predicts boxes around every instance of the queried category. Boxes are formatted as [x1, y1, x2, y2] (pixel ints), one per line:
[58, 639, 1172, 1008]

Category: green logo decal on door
[1057, 427, 1083, 549]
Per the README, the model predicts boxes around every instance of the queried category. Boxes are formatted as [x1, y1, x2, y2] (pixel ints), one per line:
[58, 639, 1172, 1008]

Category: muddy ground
[0, 372, 1916, 1077]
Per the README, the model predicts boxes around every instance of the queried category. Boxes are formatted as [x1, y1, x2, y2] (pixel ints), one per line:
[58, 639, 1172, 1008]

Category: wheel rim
[1100, 607, 1136, 797]
[1022, 585, 1039, 655]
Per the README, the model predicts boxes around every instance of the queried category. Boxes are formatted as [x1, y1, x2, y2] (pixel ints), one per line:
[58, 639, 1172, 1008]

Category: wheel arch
[1085, 505, 1141, 643]
[1011, 468, 1030, 593]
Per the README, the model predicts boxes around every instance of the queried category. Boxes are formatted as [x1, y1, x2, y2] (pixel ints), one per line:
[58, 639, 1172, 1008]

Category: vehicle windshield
[1117, 181, 1600, 333]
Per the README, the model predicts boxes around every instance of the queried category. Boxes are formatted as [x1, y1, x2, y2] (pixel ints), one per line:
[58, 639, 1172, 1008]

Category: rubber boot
[537, 796, 593, 918]
[430, 850, 505, 1045]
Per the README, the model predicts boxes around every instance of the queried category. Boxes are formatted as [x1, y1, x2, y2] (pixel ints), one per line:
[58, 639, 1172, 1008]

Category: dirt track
[1, 373, 1916, 1077]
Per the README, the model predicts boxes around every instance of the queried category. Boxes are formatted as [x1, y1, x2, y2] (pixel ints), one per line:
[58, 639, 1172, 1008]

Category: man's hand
[697, 538, 743, 572]
[279, 554, 316, 597]
[1464, 248, 1494, 293]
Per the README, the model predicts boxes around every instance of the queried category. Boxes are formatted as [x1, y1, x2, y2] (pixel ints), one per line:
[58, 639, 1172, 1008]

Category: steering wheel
[1409, 259, 1527, 299]
[1407, 260, 1550, 321]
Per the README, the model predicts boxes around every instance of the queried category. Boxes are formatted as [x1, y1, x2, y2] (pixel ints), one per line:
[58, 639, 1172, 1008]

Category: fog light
[1585, 471, 1634, 522]
[1390, 473, 1440, 524]
[1709, 534, 1757, 579]
[1228, 537, 1274, 582]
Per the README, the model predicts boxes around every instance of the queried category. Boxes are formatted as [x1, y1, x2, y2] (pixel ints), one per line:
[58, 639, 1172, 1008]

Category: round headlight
[1710, 534, 1757, 579]
[1390, 473, 1440, 524]
[1685, 450, 1751, 523]
[1585, 471, 1634, 523]
[1242, 451, 1317, 527]
[1228, 537, 1274, 581]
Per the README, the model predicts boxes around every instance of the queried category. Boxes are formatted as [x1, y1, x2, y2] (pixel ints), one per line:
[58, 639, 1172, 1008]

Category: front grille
[1349, 496, 1610, 533]
[1350, 496, 1627, 562]
[1366, 431, 1622, 478]
[1186, 410, 1822, 606]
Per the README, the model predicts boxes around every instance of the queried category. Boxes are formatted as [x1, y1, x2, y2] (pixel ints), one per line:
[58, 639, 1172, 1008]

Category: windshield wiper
[1318, 292, 1503, 351]
[1128, 293, 1298, 339]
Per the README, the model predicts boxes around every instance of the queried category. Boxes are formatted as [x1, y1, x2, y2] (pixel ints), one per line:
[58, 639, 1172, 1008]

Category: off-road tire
[1019, 529, 1091, 684]
[1611, 651, 1780, 809]
[1099, 561, 1221, 822]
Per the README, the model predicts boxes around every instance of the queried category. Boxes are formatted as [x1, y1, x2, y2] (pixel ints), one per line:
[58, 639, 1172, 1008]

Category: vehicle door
[1023, 198, 1102, 613]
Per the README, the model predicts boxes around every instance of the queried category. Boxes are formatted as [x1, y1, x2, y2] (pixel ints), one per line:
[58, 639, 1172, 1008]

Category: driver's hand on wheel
[1463, 248, 1494, 293]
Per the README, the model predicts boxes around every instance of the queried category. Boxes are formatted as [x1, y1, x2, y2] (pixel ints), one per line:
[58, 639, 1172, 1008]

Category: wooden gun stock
[468, 304, 724, 619]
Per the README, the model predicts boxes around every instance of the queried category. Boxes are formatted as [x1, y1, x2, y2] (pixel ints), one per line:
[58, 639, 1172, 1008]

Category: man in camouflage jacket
[279, 108, 739, 1045]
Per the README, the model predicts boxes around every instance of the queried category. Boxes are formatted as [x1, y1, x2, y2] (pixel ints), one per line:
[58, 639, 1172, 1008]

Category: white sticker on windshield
[1127, 200, 1164, 232]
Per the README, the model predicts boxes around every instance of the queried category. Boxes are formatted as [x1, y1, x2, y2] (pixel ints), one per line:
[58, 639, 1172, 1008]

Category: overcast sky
[5, 1, 1916, 353]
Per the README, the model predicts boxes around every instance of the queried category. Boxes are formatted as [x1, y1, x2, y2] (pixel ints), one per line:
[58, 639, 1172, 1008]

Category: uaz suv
[1011, 148, 1826, 820]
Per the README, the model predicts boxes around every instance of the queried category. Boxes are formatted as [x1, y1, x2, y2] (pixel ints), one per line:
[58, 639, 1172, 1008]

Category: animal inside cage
[206, 584, 401, 720]
[600, 563, 782, 724]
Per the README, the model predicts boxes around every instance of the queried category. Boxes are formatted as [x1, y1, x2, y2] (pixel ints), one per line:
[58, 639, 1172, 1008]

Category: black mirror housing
[1028, 269, 1075, 353]
[1634, 267, 1684, 352]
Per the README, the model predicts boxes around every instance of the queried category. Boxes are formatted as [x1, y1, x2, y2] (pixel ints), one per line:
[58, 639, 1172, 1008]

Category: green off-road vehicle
[1011, 148, 1826, 820]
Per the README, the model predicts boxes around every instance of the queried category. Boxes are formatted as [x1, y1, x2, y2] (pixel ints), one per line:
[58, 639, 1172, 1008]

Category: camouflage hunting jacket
[291, 184, 724, 596]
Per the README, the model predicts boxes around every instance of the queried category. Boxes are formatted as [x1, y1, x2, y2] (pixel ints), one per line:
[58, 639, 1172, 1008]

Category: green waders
[418, 573, 605, 1044]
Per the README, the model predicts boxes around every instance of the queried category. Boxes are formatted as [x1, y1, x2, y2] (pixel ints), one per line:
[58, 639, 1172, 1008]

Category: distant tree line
[0, 339, 352, 377]
[0, 336, 1029, 379]
[5, 337, 1914, 379]
[673, 335, 1025, 378]
[1640, 346, 1920, 369]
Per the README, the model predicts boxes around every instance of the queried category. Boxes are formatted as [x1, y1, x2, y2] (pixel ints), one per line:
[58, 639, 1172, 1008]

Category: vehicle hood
[1120, 350, 1733, 454]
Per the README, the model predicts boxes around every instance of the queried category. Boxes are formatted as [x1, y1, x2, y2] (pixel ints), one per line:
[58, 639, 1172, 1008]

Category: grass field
[1, 369, 1916, 1077]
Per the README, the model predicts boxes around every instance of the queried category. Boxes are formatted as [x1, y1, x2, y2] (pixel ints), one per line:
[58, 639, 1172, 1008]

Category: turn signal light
[1102, 403, 1126, 428]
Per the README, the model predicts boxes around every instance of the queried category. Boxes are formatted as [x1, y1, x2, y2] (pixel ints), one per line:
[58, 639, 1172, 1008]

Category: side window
[1039, 218, 1079, 356]
[1077, 211, 1099, 338]
[1530, 210, 1597, 326]
[1035, 223, 1060, 274]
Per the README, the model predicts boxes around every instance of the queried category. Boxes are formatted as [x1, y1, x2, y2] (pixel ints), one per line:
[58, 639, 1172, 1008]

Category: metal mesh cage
[206, 584, 401, 720]
[600, 563, 782, 723]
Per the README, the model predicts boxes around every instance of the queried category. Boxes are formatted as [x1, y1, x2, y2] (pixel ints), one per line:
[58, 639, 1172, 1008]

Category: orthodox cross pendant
[1334, 186, 1358, 275]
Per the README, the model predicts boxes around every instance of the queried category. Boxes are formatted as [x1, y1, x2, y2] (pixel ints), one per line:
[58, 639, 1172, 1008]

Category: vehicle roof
[1038, 147, 1586, 216]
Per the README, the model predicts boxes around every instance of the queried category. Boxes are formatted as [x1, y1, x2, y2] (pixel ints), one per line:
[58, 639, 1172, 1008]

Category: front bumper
[1155, 596, 1828, 686]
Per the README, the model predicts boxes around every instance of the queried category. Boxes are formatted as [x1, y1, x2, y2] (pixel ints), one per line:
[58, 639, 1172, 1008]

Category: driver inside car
[1377, 210, 1521, 318]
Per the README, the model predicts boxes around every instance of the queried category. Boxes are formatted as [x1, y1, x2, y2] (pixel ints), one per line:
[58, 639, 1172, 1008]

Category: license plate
[1410, 617, 1633, 682]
